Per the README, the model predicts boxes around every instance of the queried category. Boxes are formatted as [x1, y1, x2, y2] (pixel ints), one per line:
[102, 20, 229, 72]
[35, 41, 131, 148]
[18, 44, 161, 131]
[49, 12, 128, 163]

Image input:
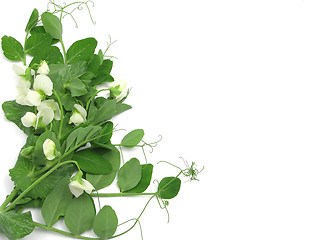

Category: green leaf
[66, 38, 97, 64]
[28, 163, 76, 199]
[86, 146, 120, 190]
[1, 36, 24, 62]
[9, 155, 34, 192]
[42, 176, 73, 227]
[25, 33, 52, 56]
[93, 206, 118, 239]
[25, 9, 39, 32]
[32, 131, 59, 166]
[92, 121, 113, 145]
[88, 98, 131, 125]
[29, 46, 63, 66]
[73, 148, 113, 175]
[158, 177, 181, 199]
[126, 164, 153, 193]
[65, 194, 96, 236]
[121, 129, 144, 147]
[2, 101, 35, 135]
[41, 12, 62, 40]
[66, 77, 88, 97]
[64, 125, 101, 153]
[0, 211, 34, 240]
[117, 158, 142, 192]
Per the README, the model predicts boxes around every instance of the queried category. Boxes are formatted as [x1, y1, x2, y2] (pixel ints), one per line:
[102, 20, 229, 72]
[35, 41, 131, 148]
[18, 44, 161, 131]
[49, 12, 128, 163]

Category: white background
[0, 0, 320, 239]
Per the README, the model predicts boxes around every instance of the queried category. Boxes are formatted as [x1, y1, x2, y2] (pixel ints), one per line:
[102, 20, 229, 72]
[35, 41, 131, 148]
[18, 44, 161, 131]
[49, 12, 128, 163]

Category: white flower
[21, 112, 37, 128]
[12, 65, 27, 76]
[69, 178, 94, 198]
[43, 139, 58, 160]
[33, 74, 53, 96]
[38, 61, 50, 75]
[38, 100, 61, 121]
[12, 64, 35, 76]
[108, 78, 128, 102]
[37, 106, 54, 126]
[24, 90, 42, 106]
[69, 104, 87, 126]
[16, 78, 31, 105]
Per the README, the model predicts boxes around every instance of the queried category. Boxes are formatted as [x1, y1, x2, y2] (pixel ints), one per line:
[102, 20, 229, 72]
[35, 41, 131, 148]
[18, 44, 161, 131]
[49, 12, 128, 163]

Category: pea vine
[0, 1, 203, 239]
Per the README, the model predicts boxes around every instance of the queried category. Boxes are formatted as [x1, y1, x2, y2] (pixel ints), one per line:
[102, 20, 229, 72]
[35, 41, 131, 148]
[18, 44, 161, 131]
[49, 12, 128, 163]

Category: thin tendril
[117, 218, 144, 240]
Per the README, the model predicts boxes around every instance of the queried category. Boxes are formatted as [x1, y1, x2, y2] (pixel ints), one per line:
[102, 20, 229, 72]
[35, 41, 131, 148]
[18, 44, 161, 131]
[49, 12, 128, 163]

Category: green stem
[91, 192, 155, 197]
[33, 222, 99, 240]
[85, 88, 110, 112]
[23, 32, 29, 66]
[0, 188, 19, 212]
[4, 161, 71, 213]
[53, 90, 64, 140]
[60, 39, 67, 64]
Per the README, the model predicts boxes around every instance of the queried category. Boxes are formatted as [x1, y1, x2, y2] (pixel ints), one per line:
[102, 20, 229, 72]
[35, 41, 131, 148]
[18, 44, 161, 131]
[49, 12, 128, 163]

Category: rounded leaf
[117, 158, 141, 192]
[93, 206, 118, 239]
[158, 177, 181, 199]
[64, 194, 96, 235]
[41, 12, 62, 39]
[121, 129, 144, 147]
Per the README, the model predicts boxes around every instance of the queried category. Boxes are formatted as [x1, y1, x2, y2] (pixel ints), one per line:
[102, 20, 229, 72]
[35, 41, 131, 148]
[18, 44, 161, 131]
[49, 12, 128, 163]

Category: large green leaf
[9, 155, 34, 192]
[158, 177, 181, 199]
[66, 77, 88, 97]
[66, 38, 97, 64]
[25, 9, 39, 32]
[2, 101, 35, 135]
[64, 194, 96, 235]
[64, 125, 101, 153]
[41, 12, 62, 40]
[126, 164, 153, 193]
[73, 148, 113, 175]
[42, 176, 73, 227]
[121, 129, 144, 147]
[25, 33, 52, 56]
[29, 46, 63, 67]
[0, 211, 34, 240]
[86, 146, 120, 190]
[93, 206, 118, 239]
[117, 158, 142, 192]
[1, 36, 24, 62]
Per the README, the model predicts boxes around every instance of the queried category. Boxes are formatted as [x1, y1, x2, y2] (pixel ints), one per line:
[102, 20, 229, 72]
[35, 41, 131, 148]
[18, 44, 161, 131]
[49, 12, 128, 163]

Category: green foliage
[0, 211, 34, 240]
[121, 129, 144, 147]
[1, 36, 24, 62]
[117, 158, 142, 192]
[158, 177, 181, 199]
[126, 164, 153, 193]
[93, 206, 118, 239]
[64, 194, 96, 236]
[74, 148, 113, 175]
[2, 101, 35, 135]
[41, 176, 73, 227]
[25, 33, 53, 57]
[41, 12, 62, 40]
[25, 9, 39, 32]
[66, 38, 97, 64]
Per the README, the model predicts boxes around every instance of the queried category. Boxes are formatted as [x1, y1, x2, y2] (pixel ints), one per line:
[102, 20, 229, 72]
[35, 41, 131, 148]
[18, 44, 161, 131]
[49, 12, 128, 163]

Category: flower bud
[43, 139, 59, 160]
[69, 104, 87, 126]
[37, 61, 50, 75]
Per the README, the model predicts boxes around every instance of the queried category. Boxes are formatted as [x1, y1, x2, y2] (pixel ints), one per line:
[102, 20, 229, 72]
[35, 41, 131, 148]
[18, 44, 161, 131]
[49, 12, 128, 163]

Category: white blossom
[38, 100, 61, 120]
[108, 78, 128, 102]
[69, 178, 94, 198]
[24, 90, 42, 106]
[43, 139, 58, 160]
[12, 64, 35, 76]
[21, 112, 37, 128]
[16, 79, 31, 105]
[37, 61, 50, 75]
[33, 74, 53, 96]
[37, 106, 54, 126]
[69, 104, 87, 126]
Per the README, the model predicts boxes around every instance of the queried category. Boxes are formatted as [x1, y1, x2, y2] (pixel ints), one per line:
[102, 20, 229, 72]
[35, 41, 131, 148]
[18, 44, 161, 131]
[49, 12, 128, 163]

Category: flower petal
[69, 112, 85, 126]
[12, 64, 27, 76]
[43, 139, 56, 160]
[74, 104, 87, 119]
[33, 74, 53, 96]
[24, 90, 42, 106]
[21, 112, 37, 128]
[82, 179, 95, 194]
[37, 61, 50, 75]
[38, 106, 54, 125]
[38, 99, 61, 120]
[69, 181, 85, 198]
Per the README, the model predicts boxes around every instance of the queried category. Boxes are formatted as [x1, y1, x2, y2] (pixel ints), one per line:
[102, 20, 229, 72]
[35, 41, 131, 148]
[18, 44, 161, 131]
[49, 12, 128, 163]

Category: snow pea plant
[0, 1, 203, 239]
